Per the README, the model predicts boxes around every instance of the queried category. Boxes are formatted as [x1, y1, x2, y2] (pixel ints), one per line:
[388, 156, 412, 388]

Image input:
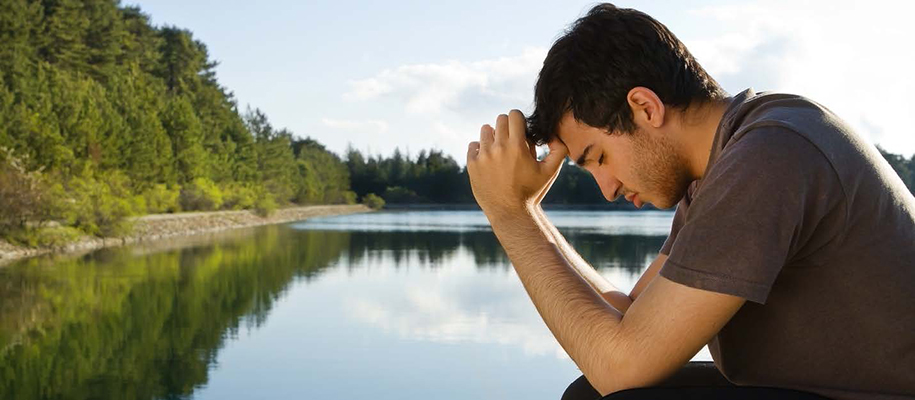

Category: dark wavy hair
[527, 3, 726, 145]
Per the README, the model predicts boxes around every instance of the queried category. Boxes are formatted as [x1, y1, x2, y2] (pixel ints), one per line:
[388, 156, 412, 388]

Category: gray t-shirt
[659, 88, 915, 400]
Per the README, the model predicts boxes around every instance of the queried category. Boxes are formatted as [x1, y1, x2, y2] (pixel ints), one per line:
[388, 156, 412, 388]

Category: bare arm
[532, 205, 634, 313]
[466, 111, 744, 395]
[533, 205, 668, 313]
[629, 253, 667, 300]
[487, 208, 744, 395]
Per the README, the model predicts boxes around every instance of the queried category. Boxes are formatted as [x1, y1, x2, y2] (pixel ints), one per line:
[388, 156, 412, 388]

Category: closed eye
[598, 153, 605, 166]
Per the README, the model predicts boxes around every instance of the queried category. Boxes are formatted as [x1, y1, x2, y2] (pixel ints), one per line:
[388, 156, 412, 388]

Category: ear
[626, 87, 665, 129]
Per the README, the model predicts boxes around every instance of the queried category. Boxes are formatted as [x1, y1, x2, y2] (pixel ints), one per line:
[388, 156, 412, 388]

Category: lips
[625, 192, 643, 208]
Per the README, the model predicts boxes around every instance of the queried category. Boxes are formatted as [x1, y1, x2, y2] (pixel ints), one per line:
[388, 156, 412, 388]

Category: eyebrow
[575, 144, 593, 166]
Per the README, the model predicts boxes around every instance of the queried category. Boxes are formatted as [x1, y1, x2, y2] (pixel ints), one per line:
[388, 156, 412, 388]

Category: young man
[465, 4, 915, 400]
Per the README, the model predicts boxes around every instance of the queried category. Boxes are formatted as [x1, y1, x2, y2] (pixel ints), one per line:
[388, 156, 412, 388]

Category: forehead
[556, 112, 601, 160]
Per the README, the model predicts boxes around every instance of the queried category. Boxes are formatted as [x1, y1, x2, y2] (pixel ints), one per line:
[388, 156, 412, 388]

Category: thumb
[541, 139, 568, 172]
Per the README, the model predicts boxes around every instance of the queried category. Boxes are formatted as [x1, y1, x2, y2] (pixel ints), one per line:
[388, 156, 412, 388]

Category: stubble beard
[631, 129, 693, 209]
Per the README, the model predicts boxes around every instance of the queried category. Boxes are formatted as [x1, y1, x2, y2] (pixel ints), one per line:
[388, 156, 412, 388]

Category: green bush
[221, 183, 257, 210]
[61, 169, 137, 237]
[254, 191, 277, 217]
[179, 178, 224, 211]
[382, 186, 423, 203]
[362, 193, 385, 210]
[6, 228, 40, 248]
[340, 190, 357, 205]
[34, 226, 84, 248]
[143, 184, 181, 213]
[130, 194, 148, 215]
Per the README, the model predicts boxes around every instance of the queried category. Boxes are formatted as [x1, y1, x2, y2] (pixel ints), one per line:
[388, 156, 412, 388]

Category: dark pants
[561, 362, 833, 400]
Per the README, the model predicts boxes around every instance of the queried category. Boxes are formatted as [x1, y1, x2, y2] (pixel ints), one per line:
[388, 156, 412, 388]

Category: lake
[0, 210, 706, 400]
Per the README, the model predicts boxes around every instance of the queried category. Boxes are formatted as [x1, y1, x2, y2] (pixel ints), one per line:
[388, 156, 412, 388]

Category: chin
[651, 196, 679, 210]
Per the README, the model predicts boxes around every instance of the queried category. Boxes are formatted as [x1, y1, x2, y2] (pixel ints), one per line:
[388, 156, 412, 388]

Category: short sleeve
[660, 127, 844, 304]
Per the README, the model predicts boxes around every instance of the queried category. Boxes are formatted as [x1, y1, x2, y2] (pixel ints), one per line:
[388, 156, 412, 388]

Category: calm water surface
[0, 210, 707, 400]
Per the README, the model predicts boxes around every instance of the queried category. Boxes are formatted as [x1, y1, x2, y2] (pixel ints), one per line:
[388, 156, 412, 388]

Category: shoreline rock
[0, 204, 371, 266]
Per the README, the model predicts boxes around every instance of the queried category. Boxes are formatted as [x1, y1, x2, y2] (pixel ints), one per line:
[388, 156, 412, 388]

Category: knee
[561, 375, 602, 400]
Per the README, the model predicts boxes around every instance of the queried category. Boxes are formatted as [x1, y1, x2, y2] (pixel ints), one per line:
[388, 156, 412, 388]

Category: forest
[1, 0, 913, 248]
[0, 0, 354, 245]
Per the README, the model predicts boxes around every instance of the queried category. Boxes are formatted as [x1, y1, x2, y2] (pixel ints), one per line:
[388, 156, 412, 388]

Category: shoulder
[708, 126, 840, 194]
[727, 91, 839, 138]
[724, 91, 863, 176]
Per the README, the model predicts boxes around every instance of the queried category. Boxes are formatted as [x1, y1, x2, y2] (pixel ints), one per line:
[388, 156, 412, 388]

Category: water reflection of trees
[340, 229, 665, 274]
[0, 225, 351, 400]
[0, 225, 664, 399]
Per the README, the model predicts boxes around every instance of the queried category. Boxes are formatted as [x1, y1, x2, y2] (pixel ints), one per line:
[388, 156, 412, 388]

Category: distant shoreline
[381, 203, 667, 211]
[0, 204, 372, 266]
[0, 204, 671, 266]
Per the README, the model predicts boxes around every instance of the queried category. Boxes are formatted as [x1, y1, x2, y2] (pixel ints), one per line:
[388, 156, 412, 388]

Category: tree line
[879, 147, 915, 195]
[1, 0, 913, 247]
[343, 146, 623, 206]
[344, 146, 915, 207]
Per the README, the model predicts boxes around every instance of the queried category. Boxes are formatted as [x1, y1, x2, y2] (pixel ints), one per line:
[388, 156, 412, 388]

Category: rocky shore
[0, 204, 371, 266]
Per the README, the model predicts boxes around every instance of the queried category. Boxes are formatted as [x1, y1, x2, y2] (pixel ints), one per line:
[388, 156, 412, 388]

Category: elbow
[586, 352, 675, 396]
[588, 367, 645, 397]
[587, 371, 632, 397]
[586, 360, 640, 397]
[590, 378, 619, 398]
[581, 337, 643, 396]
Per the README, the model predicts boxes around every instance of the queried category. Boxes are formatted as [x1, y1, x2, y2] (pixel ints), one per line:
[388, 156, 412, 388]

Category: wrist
[486, 202, 538, 225]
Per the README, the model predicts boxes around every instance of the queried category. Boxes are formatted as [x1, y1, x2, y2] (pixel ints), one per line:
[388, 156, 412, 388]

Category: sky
[130, 0, 915, 163]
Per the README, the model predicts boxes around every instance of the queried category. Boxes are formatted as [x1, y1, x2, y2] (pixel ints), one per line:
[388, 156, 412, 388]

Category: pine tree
[118, 6, 162, 74]
[0, 0, 43, 88]
[83, 0, 126, 82]
[40, 0, 91, 75]
[108, 67, 174, 188]
[156, 27, 206, 95]
[161, 94, 206, 182]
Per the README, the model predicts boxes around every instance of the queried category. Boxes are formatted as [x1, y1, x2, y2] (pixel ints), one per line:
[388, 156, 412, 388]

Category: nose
[593, 171, 622, 202]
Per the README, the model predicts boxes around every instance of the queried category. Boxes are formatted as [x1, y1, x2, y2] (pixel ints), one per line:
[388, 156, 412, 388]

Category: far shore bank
[0, 204, 371, 266]
[380, 203, 666, 211]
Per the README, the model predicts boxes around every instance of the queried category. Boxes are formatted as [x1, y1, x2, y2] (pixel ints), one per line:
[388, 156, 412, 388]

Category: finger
[507, 109, 527, 145]
[479, 124, 495, 147]
[494, 113, 509, 144]
[541, 139, 569, 172]
[467, 141, 481, 162]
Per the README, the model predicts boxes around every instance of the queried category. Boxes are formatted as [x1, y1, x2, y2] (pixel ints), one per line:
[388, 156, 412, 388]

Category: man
[465, 4, 915, 400]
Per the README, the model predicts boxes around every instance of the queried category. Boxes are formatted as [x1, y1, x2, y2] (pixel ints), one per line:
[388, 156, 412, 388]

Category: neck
[677, 98, 732, 180]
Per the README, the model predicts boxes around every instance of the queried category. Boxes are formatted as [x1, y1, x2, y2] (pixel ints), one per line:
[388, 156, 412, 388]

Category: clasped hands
[466, 110, 568, 221]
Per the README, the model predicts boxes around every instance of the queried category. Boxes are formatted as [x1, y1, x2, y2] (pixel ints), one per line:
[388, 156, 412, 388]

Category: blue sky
[131, 1, 915, 161]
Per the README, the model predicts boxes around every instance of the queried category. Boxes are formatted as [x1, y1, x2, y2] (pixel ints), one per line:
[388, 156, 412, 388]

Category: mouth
[625, 192, 643, 208]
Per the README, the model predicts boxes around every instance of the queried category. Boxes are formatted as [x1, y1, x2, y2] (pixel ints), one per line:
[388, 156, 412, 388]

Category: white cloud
[684, 0, 915, 156]
[345, 47, 546, 116]
[321, 117, 389, 134]
[339, 248, 571, 359]
[333, 1, 915, 162]
[338, 245, 714, 362]
[337, 48, 547, 163]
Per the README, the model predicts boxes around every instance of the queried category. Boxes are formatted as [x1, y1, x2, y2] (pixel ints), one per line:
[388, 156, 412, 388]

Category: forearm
[487, 207, 624, 385]
[532, 205, 634, 313]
